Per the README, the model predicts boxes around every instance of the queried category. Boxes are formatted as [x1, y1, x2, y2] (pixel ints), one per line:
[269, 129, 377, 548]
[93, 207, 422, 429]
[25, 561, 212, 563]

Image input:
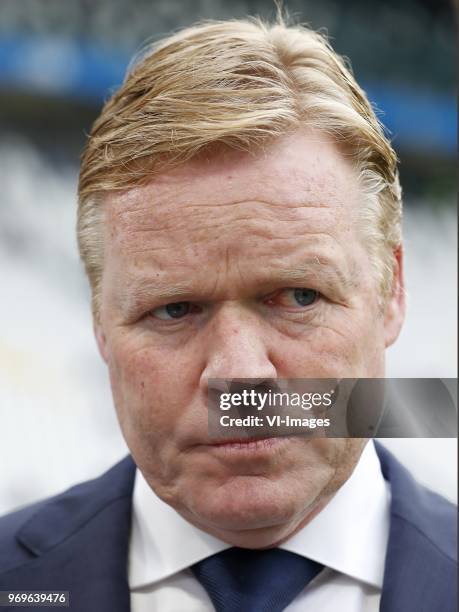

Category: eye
[291, 288, 318, 307]
[266, 288, 319, 308]
[151, 301, 192, 320]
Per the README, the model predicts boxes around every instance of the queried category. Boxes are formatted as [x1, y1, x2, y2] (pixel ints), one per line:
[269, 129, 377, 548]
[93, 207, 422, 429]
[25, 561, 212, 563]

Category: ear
[384, 245, 406, 348]
[93, 318, 109, 364]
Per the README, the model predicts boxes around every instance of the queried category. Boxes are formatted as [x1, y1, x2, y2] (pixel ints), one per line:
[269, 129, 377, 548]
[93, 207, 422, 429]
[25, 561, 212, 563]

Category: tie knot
[191, 547, 323, 612]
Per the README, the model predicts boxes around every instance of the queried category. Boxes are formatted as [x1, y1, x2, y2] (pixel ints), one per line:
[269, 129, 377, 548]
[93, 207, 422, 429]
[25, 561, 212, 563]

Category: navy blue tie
[191, 547, 324, 612]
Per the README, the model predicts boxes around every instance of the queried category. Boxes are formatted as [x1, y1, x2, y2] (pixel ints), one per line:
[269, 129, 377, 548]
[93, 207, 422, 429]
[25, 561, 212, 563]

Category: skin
[94, 130, 405, 548]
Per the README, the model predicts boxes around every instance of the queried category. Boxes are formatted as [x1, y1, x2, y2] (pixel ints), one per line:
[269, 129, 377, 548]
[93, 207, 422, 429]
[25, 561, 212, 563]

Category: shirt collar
[129, 441, 390, 590]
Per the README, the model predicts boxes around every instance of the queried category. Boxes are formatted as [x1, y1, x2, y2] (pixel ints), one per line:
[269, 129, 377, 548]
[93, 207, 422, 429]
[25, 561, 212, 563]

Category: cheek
[107, 336, 198, 438]
[272, 309, 385, 377]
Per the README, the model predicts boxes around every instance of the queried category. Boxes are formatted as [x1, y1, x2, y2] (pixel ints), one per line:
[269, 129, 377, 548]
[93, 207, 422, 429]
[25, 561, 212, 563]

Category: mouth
[204, 435, 291, 455]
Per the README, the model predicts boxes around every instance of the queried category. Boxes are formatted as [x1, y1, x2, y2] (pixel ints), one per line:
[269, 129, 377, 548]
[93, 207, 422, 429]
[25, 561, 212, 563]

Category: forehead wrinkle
[103, 131, 360, 230]
[114, 251, 357, 316]
[112, 196, 338, 226]
[148, 149, 356, 207]
[105, 174, 347, 223]
[108, 200, 343, 252]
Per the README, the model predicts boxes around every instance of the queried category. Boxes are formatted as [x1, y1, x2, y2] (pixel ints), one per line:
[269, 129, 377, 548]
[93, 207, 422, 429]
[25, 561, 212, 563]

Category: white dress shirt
[129, 441, 391, 612]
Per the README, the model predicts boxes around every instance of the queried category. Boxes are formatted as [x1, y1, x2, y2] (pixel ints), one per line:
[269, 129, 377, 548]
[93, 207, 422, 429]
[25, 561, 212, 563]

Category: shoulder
[375, 442, 456, 610]
[375, 441, 456, 561]
[0, 499, 48, 572]
[0, 455, 136, 576]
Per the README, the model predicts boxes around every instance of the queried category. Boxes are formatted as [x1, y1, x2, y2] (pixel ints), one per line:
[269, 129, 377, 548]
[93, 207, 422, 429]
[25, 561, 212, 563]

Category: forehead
[102, 131, 362, 294]
[106, 131, 359, 230]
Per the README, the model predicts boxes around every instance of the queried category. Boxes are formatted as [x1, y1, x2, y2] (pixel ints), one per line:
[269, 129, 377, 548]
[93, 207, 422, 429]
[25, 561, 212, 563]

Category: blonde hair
[78, 17, 402, 319]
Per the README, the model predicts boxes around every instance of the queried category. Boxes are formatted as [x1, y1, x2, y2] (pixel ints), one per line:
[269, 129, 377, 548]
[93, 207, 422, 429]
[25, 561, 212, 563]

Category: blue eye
[152, 302, 191, 320]
[265, 288, 320, 309]
[293, 288, 318, 306]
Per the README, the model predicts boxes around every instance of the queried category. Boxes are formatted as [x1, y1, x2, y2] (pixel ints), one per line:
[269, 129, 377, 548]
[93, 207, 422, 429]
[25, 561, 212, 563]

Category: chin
[177, 474, 319, 546]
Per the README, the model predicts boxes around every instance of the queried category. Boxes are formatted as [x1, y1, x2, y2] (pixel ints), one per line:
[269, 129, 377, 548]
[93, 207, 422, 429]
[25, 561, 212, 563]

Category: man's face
[95, 131, 404, 547]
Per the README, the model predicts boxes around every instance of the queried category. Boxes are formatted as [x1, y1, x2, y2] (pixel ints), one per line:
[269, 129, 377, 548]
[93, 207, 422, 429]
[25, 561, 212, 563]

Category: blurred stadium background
[0, 0, 456, 514]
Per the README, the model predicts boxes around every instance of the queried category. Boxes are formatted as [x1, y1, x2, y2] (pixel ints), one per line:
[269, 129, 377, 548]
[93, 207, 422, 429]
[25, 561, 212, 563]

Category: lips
[207, 436, 289, 453]
[211, 435, 277, 446]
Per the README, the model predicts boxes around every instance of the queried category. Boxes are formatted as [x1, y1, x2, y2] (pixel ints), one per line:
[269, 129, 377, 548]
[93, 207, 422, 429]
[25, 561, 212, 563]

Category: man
[0, 16, 456, 612]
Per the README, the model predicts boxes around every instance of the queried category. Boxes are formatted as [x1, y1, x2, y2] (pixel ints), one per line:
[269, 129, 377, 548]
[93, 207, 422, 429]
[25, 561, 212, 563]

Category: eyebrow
[116, 256, 355, 315]
[116, 280, 196, 315]
[266, 260, 356, 299]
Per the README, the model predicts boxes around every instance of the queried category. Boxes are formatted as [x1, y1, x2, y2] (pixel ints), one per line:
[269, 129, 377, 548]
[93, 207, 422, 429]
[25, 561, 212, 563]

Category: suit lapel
[6, 456, 136, 612]
[375, 442, 457, 612]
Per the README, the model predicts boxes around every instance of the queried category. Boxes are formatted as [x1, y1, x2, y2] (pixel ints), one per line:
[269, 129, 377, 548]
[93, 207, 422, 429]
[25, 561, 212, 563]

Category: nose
[199, 303, 277, 392]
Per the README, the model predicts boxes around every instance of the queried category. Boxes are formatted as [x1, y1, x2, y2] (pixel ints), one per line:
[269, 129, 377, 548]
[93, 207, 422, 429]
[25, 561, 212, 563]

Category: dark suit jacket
[0, 443, 456, 611]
